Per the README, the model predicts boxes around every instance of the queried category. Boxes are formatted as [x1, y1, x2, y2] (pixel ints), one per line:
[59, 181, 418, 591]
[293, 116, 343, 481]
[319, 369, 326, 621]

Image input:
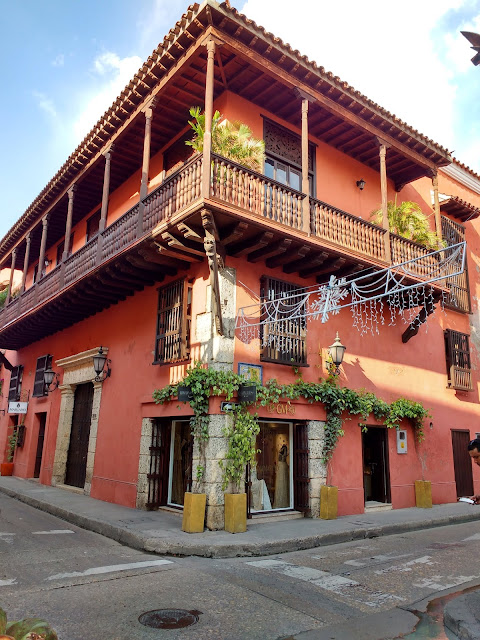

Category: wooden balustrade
[310, 198, 386, 261]
[36, 267, 61, 303]
[64, 237, 99, 286]
[143, 155, 203, 233]
[389, 234, 439, 277]
[211, 154, 304, 229]
[102, 205, 139, 260]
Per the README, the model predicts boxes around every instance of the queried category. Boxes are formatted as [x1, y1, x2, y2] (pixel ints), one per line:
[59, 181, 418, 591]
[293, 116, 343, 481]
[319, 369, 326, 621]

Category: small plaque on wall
[238, 363, 263, 385]
[177, 385, 193, 402]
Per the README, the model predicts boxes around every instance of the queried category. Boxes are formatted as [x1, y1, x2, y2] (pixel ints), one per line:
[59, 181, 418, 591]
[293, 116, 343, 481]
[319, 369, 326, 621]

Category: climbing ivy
[152, 363, 431, 483]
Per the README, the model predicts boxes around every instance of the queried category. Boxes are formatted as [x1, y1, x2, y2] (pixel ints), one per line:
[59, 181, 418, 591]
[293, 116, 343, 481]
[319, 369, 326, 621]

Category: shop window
[86, 209, 101, 242]
[32, 355, 52, 397]
[154, 279, 192, 364]
[445, 329, 472, 391]
[260, 276, 307, 366]
[8, 365, 23, 402]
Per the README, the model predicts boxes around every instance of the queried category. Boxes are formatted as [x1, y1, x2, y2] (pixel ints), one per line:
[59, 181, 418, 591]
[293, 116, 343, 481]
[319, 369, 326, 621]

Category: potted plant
[220, 405, 260, 533]
[1, 429, 17, 476]
[0, 606, 58, 639]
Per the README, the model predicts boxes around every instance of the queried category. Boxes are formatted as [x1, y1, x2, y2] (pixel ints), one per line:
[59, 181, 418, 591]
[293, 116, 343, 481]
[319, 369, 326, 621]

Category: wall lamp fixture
[93, 346, 111, 382]
[356, 178, 366, 191]
[0, 409, 5, 416]
[327, 332, 346, 376]
[44, 369, 60, 392]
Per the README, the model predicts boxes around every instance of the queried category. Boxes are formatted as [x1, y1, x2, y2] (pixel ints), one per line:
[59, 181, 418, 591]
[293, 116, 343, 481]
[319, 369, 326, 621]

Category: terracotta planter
[181, 492, 206, 533]
[415, 480, 432, 508]
[0, 463, 14, 477]
[320, 485, 338, 520]
[224, 492, 247, 533]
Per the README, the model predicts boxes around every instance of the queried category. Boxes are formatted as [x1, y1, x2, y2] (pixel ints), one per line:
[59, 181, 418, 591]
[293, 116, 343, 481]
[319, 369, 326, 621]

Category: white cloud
[136, 0, 188, 53]
[32, 91, 57, 118]
[71, 51, 142, 144]
[51, 53, 65, 68]
[240, 0, 476, 165]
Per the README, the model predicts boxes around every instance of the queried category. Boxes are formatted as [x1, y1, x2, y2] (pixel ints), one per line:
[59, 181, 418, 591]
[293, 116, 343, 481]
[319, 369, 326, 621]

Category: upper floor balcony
[0, 152, 453, 350]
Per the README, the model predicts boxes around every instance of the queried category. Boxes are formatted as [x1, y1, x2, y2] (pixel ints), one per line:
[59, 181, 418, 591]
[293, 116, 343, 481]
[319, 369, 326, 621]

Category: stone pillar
[5, 248, 17, 305]
[201, 38, 216, 198]
[20, 233, 31, 295]
[307, 420, 327, 518]
[83, 381, 103, 496]
[137, 418, 154, 509]
[37, 215, 49, 281]
[195, 267, 236, 371]
[63, 185, 76, 262]
[52, 385, 76, 486]
[191, 414, 230, 530]
[99, 147, 113, 233]
[301, 98, 311, 235]
[379, 142, 391, 262]
[432, 172, 442, 244]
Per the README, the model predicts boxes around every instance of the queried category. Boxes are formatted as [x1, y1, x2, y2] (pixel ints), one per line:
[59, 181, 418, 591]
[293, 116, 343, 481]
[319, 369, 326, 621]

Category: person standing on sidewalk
[467, 438, 480, 503]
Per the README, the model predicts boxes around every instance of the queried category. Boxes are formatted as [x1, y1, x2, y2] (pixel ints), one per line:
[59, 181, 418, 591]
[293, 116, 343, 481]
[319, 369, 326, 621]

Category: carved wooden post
[138, 103, 154, 237]
[432, 172, 442, 244]
[37, 215, 49, 281]
[99, 147, 113, 233]
[201, 38, 216, 198]
[379, 142, 391, 262]
[20, 233, 31, 295]
[5, 248, 17, 306]
[301, 98, 311, 235]
[63, 185, 76, 261]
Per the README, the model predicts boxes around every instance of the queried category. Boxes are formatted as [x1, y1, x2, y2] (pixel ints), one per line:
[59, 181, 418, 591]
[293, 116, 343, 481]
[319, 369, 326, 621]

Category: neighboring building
[1, 0, 480, 530]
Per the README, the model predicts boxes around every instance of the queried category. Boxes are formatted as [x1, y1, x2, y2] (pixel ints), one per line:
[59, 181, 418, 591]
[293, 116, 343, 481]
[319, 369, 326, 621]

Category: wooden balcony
[0, 153, 442, 349]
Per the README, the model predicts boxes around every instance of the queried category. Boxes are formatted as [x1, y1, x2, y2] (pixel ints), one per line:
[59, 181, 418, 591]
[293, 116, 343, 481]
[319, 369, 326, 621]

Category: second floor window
[260, 276, 307, 366]
[8, 365, 23, 402]
[33, 354, 52, 397]
[56, 233, 75, 265]
[86, 210, 101, 242]
[441, 216, 471, 313]
[154, 279, 192, 365]
[445, 329, 472, 391]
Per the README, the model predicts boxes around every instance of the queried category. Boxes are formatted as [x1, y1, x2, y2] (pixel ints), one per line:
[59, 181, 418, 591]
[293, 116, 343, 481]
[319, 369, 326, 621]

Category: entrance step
[364, 501, 392, 513]
[250, 510, 304, 524]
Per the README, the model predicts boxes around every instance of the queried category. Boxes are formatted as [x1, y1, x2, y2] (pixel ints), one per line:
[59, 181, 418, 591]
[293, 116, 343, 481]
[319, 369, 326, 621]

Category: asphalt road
[1, 492, 479, 639]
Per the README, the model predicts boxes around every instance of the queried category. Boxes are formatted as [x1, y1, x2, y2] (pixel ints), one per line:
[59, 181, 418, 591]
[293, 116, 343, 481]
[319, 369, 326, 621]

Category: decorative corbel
[201, 209, 224, 335]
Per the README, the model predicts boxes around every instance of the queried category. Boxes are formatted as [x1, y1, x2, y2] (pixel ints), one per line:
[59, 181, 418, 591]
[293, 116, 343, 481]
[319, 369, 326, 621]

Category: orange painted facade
[1, 1, 479, 526]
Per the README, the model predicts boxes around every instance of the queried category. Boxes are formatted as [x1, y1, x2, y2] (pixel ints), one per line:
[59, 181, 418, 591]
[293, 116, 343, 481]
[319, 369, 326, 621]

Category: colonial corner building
[1, 0, 480, 531]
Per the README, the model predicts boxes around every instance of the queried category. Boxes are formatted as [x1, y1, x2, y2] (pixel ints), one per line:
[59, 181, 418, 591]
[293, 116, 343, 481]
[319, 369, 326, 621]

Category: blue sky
[1, 0, 479, 241]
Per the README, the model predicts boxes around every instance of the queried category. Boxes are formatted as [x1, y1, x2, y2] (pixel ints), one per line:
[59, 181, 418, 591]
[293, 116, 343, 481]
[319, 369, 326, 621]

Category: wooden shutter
[33, 355, 52, 397]
[445, 329, 472, 391]
[260, 276, 307, 366]
[154, 279, 191, 364]
[441, 216, 471, 313]
[8, 365, 23, 402]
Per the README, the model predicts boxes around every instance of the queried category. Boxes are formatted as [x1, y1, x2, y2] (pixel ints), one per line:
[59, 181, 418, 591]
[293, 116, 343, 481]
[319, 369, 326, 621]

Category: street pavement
[2, 475, 480, 638]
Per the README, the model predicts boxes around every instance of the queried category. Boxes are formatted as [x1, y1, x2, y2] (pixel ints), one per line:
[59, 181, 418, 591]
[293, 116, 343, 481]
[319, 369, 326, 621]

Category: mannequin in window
[273, 443, 289, 508]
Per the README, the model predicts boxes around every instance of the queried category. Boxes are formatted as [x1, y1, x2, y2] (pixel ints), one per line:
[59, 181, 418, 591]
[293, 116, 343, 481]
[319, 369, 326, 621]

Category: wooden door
[146, 419, 171, 509]
[65, 383, 94, 488]
[452, 430, 473, 497]
[363, 427, 390, 503]
[34, 413, 46, 478]
[293, 422, 309, 512]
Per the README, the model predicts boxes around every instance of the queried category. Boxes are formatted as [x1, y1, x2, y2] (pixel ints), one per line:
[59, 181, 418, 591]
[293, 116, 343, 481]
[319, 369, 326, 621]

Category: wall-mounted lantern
[44, 368, 59, 392]
[327, 332, 346, 376]
[93, 346, 111, 382]
[356, 178, 366, 191]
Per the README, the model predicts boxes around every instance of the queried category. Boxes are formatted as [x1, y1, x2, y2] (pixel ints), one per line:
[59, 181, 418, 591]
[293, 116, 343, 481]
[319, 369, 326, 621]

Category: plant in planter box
[6, 430, 18, 463]
[0, 606, 58, 640]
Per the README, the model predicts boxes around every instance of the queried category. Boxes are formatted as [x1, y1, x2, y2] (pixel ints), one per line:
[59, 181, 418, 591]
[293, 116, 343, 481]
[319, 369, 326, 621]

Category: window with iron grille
[260, 276, 307, 366]
[154, 279, 192, 365]
[8, 365, 23, 402]
[441, 216, 471, 313]
[445, 329, 472, 391]
[32, 355, 52, 397]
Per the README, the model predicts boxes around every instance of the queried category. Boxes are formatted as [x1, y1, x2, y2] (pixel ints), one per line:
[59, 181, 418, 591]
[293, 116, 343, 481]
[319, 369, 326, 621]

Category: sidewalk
[2, 476, 480, 559]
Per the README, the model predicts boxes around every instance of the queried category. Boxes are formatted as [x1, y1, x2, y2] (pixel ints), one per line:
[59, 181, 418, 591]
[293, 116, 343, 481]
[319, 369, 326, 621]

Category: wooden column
[140, 106, 154, 201]
[63, 185, 76, 262]
[99, 147, 113, 233]
[20, 233, 31, 294]
[432, 172, 442, 244]
[301, 98, 311, 235]
[201, 38, 216, 198]
[379, 142, 391, 262]
[5, 248, 17, 306]
[37, 215, 49, 281]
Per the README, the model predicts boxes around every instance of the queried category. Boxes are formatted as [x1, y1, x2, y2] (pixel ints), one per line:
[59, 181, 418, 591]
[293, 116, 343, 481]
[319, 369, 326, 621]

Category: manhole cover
[138, 609, 200, 629]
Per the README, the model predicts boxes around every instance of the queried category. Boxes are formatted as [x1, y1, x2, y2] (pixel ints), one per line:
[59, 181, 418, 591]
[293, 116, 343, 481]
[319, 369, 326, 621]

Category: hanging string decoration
[236, 242, 466, 347]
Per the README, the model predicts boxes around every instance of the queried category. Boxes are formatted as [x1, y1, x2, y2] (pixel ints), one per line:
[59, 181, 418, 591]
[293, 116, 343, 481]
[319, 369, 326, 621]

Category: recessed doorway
[362, 427, 391, 504]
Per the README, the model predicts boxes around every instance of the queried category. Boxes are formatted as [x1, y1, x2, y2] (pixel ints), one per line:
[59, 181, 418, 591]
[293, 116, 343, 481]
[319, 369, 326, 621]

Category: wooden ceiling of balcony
[440, 196, 480, 222]
[1, 0, 452, 270]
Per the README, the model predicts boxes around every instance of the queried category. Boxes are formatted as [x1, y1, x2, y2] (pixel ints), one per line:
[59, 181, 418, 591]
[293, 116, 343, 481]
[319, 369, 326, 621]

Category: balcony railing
[0, 153, 442, 332]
